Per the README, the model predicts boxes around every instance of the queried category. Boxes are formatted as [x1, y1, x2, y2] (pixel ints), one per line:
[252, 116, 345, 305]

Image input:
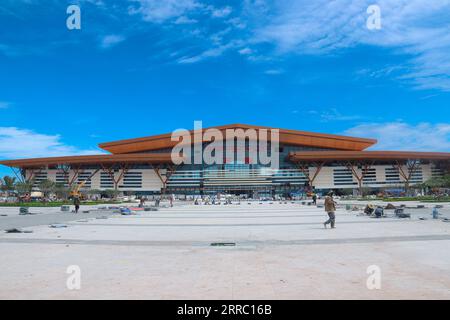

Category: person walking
[170, 194, 175, 207]
[312, 193, 317, 205]
[324, 191, 336, 229]
[432, 206, 439, 219]
[73, 196, 81, 214]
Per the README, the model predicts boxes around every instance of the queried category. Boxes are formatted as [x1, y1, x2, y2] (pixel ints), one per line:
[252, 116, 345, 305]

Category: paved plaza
[1, 201, 450, 299]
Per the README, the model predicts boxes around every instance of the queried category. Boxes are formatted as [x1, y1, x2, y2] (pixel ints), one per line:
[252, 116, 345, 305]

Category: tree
[442, 175, 450, 187]
[360, 187, 373, 197]
[38, 179, 56, 199]
[87, 189, 101, 195]
[15, 180, 34, 196]
[54, 183, 70, 200]
[0, 176, 16, 195]
[103, 189, 119, 200]
[424, 174, 450, 188]
[86, 189, 102, 200]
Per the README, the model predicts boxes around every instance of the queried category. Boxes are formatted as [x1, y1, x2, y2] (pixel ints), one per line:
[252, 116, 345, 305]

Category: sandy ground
[0, 200, 449, 299]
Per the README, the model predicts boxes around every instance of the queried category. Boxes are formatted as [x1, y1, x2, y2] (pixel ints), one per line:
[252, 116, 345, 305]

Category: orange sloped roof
[289, 151, 450, 162]
[98, 123, 377, 154]
[0, 153, 175, 168]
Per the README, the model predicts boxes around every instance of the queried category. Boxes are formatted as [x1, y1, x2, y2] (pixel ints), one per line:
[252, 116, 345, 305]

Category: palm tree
[54, 183, 70, 200]
[86, 189, 102, 201]
[103, 189, 119, 200]
[38, 179, 56, 199]
[0, 176, 16, 196]
[15, 180, 34, 195]
[424, 174, 450, 188]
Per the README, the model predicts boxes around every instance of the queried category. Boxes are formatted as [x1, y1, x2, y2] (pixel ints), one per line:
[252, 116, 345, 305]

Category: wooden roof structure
[1, 124, 449, 170]
[289, 151, 450, 162]
[0, 153, 174, 168]
[98, 123, 377, 154]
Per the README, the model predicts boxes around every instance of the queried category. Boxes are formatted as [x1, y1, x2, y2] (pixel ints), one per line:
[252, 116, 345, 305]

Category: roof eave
[98, 124, 377, 154]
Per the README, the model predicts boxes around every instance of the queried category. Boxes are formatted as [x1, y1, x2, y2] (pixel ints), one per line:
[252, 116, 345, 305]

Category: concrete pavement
[0, 201, 449, 299]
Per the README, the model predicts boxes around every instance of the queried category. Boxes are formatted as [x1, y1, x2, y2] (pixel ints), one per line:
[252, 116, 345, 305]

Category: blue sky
[1, 0, 450, 176]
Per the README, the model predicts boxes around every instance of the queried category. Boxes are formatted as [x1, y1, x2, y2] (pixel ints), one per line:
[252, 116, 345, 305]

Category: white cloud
[251, 1, 366, 53]
[318, 108, 362, 122]
[344, 122, 450, 151]
[210, 27, 232, 45]
[249, 0, 450, 91]
[0, 127, 102, 159]
[174, 16, 197, 24]
[238, 47, 253, 55]
[100, 34, 125, 49]
[355, 65, 406, 79]
[6, 1, 449, 92]
[210, 6, 232, 18]
[0, 43, 36, 57]
[81, 0, 105, 6]
[125, 0, 449, 91]
[178, 47, 227, 64]
[178, 40, 242, 64]
[129, 0, 202, 23]
[304, 108, 362, 122]
[0, 101, 11, 109]
[264, 69, 284, 75]
[227, 17, 246, 29]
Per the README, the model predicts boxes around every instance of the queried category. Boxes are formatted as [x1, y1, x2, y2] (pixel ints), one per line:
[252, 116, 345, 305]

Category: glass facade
[21, 139, 444, 196]
[162, 143, 330, 195]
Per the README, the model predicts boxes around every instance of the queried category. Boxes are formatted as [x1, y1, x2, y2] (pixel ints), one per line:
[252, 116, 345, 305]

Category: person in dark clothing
[374, 206, 384, 218]
[364, 204, 375, 215]
[312, 193, 317, 205]
[73, 197, 81, 214]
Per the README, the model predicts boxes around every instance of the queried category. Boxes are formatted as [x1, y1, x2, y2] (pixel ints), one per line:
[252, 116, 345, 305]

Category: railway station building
[1, 124, 449, 197]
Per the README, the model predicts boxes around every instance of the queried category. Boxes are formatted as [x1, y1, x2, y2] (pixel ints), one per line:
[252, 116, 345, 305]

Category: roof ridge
[98, 123, 377, 152]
